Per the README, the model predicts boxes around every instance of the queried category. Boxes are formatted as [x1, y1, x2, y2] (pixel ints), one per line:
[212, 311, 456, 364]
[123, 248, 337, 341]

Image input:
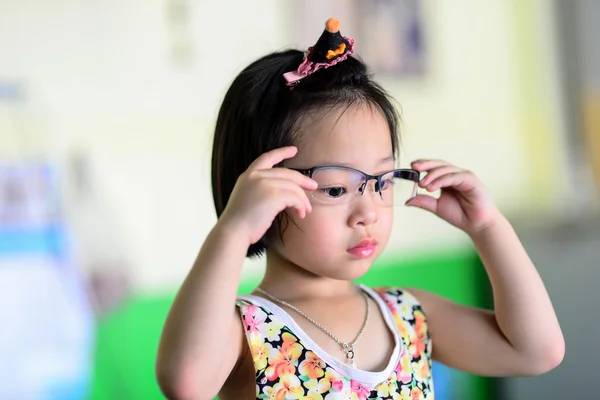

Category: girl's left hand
[406, 159, 502, 235]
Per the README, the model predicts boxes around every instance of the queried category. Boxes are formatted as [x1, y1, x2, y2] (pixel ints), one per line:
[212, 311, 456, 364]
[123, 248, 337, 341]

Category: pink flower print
[332, 380, 345, 392]
[243, 304, 267, 334]
[394, 347, 413, 384]
[350, 380, 370, 400]
[384, 298, 397, 314]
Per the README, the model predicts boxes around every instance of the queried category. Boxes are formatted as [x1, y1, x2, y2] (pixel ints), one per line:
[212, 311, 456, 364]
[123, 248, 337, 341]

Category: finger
[411, 159, 451, 172]
[405, 194, 438, 214]
[419, 166, 462, 188]
[259, 168, 318, 190]
[289, 182, 313, 216]
[249, 146, 298, 171]
[272, 179, 313, 215]
[427, 171, 476, 192]
[284, 186, 312, 219]
[291, 200, 306, 219]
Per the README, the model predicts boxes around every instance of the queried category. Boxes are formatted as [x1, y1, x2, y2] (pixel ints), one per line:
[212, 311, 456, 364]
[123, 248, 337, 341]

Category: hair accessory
[283, 18, 355, 87]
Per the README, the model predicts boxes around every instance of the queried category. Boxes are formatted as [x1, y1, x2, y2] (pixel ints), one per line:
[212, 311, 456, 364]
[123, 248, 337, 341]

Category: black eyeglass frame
[291, 165, 421, 200]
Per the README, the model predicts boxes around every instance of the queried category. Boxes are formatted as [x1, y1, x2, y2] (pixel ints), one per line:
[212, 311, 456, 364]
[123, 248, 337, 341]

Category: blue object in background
[0, 162, 94, 400]
[432, 361, 451, 400]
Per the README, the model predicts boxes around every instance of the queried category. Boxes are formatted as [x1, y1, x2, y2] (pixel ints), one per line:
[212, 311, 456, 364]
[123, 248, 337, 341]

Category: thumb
[405, 194, 438, 214]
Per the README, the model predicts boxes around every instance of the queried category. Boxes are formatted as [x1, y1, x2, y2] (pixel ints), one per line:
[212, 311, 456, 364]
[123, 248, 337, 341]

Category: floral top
[235, 285, 434, 400]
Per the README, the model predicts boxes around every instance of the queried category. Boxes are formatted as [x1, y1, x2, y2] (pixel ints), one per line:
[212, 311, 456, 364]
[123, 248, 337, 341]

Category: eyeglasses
[292, 166, 420, 206]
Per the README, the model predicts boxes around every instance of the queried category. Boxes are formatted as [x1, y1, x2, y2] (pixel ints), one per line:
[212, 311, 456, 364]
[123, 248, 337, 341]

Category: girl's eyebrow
[379, 155, 394, 164]
[316, 156, 395, 168]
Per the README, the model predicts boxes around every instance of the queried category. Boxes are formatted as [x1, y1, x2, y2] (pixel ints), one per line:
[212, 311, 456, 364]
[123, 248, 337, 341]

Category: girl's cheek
[289, 206, 349, 244]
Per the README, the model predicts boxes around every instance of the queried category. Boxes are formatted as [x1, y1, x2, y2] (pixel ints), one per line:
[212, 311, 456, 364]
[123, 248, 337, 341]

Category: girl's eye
[377, 179, 394, 191]
[320, 186, 347, 198]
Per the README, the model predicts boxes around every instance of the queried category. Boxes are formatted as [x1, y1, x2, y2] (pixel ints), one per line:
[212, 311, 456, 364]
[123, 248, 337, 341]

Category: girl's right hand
[217, 146, 318, 246]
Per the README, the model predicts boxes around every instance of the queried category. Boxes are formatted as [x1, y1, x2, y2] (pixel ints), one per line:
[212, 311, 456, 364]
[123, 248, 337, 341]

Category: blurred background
[0, 0, 598, 399]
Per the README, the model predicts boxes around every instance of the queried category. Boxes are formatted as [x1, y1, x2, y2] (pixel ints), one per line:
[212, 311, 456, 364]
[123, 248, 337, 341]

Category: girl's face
[268, 104, 395, 280]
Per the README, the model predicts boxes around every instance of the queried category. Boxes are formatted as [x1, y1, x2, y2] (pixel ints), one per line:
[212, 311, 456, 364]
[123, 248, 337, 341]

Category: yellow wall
[583, 93, 600, 190]
[0, 0, 567, 292]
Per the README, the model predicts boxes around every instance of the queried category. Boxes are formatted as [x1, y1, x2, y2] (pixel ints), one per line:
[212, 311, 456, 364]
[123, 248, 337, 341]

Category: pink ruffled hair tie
[283, 18, 355, 87]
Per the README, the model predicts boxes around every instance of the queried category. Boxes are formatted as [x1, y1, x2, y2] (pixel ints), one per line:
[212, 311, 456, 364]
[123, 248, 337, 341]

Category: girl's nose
[348, 185, 379, 227]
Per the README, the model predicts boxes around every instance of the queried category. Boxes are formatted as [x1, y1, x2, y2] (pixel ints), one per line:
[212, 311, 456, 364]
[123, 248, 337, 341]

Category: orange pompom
[325, 18, 340, 33]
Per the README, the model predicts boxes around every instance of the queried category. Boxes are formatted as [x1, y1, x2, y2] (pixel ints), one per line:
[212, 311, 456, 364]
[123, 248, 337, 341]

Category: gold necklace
[255, 287, 370, 368]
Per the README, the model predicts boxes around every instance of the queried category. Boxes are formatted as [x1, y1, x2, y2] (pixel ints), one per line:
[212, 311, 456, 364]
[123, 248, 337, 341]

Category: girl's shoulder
[368, 286, 430, 326]
[370, 286, 432, 354]
[370, 286, 425, 309]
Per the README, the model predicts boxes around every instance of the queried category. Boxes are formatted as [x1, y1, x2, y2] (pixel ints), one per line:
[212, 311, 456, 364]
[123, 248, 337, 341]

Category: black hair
[211, 49, 401, 258]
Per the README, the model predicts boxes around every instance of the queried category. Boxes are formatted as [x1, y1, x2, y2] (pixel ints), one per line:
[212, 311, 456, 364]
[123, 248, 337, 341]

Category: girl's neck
[257, 249, 361, 303]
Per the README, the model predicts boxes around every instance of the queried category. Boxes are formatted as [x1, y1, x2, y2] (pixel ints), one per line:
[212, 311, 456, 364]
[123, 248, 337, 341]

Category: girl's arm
[409, 216, 564, 376]
[155, 146, 316, 399]
[156, 224, 248, 400]
[405, 160, 564, 376]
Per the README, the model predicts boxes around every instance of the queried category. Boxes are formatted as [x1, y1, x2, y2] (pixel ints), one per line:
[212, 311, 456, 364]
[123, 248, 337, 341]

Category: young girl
[156, 18, 564, 400]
